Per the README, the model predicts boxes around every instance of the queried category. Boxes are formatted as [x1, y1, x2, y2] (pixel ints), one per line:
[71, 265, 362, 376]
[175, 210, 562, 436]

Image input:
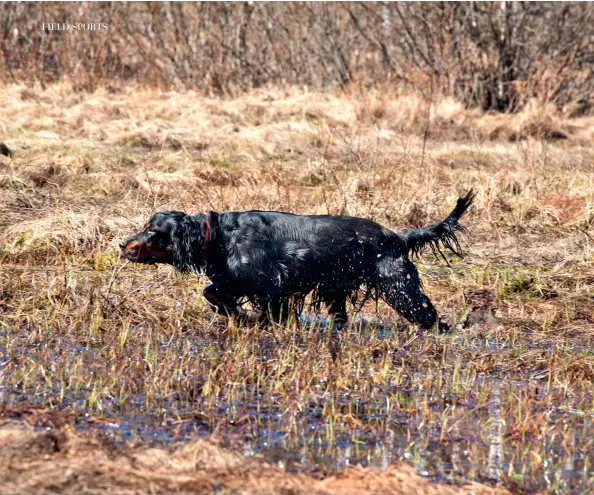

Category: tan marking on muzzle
[124, 240, 143, 252]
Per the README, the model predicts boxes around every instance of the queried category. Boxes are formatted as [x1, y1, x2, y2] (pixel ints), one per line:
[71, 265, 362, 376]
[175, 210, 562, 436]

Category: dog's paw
[437, 318, 452, 333]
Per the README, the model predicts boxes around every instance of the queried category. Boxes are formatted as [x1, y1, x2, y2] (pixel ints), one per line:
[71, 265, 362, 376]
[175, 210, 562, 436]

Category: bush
[1, 2, 592, 112]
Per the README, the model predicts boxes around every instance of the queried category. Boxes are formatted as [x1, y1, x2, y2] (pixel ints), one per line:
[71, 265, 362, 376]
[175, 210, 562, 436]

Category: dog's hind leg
[377, 257, 438, 330]
[203, 283, 239, 317]
[325, 293, 348, 329]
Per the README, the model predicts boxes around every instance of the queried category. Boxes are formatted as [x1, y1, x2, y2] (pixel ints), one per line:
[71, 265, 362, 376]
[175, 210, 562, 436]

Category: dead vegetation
[0, 406, 510, 495]
[1, 3, 593, 114]
[1, 83, 594, 493]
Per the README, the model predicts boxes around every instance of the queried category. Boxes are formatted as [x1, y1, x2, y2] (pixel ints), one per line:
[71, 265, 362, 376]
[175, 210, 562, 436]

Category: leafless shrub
[0, 3, 592, 112]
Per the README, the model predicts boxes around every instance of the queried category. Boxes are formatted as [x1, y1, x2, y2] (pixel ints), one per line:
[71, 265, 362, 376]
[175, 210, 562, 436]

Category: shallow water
[1, 321, 594, 493]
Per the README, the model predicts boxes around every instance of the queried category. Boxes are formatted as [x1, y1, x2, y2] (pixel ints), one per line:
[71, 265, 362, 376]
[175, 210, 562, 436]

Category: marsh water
[1, 319, 593, 494]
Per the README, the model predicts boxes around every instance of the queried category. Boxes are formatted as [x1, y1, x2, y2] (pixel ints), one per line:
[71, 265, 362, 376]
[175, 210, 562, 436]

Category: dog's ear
[171, 214, 207, 273]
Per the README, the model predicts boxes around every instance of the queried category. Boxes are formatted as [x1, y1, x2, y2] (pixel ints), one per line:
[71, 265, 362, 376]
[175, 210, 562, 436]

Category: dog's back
[212, 210, 393, 294]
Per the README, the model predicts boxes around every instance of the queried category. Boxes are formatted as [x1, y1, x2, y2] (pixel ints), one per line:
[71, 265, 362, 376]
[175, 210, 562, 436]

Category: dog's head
[120, 211, 210, 271]
[120, 211, 186, 265]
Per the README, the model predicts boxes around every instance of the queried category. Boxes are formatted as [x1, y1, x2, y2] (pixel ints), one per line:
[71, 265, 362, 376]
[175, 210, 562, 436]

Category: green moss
[504, 274, 537, 295]
[208, 157, 232, 169]
[498, 272, 557, 299]
[120, 154, 137, 167]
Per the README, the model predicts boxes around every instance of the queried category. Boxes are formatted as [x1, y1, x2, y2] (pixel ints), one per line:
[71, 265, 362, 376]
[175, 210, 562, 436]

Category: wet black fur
[121, 191, 475, 329]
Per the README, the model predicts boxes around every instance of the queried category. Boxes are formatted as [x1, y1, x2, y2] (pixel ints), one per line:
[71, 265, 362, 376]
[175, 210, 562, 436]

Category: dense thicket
[1, 2, 592, 112]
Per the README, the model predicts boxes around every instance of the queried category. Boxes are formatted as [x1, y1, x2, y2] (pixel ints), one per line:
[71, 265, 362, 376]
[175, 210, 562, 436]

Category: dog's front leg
[202, 283, 239, 317]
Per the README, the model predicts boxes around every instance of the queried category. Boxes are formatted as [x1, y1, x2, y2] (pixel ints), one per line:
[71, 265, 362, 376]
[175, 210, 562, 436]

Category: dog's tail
[400, 190, 475, 260]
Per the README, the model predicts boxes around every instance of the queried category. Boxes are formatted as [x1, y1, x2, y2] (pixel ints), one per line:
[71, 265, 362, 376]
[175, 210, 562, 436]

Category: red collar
[200, 218, 210, 263]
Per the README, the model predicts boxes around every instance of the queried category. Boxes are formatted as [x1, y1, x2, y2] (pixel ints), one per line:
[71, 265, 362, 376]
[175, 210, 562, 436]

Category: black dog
[120, 191, 474, 329]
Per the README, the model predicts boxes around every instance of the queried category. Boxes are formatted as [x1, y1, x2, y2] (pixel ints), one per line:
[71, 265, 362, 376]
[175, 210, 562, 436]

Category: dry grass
[1, 84, 594, 493]
[0, 409, 509, 495]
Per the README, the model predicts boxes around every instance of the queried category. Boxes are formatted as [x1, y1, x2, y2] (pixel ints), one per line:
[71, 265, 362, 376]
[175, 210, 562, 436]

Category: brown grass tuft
[0, 415, 509, 495]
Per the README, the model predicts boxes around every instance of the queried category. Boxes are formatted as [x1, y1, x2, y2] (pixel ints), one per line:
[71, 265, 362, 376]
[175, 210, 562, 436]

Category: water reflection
[2, 327, 594, 493]
[486, 378, 505, 482]
[449, 418, 462, 477]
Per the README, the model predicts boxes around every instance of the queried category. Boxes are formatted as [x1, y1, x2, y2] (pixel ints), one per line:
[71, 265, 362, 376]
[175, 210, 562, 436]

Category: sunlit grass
[1, 84, 594, 493]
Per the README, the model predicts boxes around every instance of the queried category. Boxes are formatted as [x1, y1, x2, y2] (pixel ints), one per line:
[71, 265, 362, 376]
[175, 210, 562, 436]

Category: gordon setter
[120, 191, 475, 330]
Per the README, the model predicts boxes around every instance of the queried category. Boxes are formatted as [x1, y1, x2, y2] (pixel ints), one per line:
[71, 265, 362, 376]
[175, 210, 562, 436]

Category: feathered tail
[401, 190, 475, 260]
